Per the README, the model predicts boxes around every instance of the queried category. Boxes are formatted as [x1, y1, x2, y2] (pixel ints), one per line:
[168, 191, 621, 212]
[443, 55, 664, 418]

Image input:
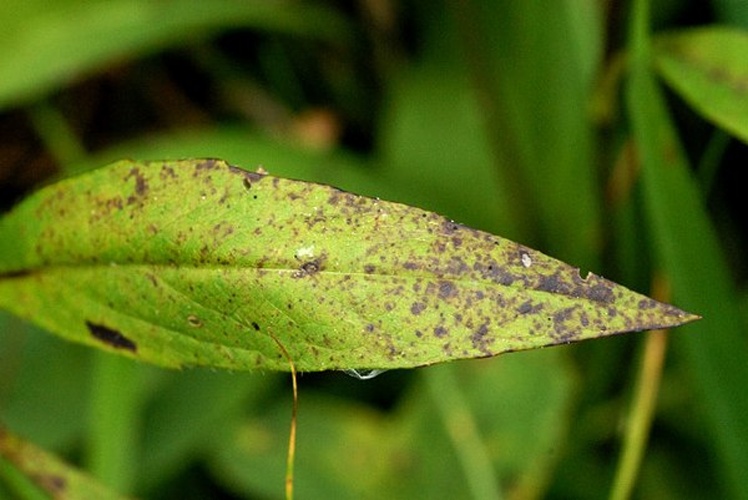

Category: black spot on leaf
[86, 321, 137, 351]
[293, 259, 322, 278]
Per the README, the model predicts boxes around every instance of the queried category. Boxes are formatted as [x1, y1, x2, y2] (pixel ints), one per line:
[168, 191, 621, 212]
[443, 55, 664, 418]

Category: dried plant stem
[269, 333, 298, 500]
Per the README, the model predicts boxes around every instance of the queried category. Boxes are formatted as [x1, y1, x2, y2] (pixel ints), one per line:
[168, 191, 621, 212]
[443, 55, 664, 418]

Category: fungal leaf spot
[86, 321, 137, 351]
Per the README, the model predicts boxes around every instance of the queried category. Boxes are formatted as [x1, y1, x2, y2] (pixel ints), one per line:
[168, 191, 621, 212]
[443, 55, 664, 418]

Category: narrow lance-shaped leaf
[0, 159, 698, 372]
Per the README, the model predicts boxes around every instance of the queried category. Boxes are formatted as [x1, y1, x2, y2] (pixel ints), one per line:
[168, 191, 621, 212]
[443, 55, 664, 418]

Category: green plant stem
[609, 327, 668, 500]
[87, 354, 140, 493]
[628, 0, 651, 66]
[425, 365, 502, 500]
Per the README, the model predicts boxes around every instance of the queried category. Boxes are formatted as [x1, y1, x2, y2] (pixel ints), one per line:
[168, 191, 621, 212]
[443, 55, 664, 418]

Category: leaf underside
[0, 159, 699, 372]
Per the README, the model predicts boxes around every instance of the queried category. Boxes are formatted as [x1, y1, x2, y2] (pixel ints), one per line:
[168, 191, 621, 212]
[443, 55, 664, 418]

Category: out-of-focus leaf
[626, 62, 748, 500]
[0, 428, 127, 500]
[0, 0, 350, 110]
[0, 159, 696, 372]
[0, 316, 91, 449]
[136, 369, 276, 493]
[653, 27, 748, 144]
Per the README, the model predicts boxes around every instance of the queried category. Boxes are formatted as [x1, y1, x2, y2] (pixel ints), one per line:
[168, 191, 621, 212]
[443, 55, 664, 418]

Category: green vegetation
[0, 1, 746, 498]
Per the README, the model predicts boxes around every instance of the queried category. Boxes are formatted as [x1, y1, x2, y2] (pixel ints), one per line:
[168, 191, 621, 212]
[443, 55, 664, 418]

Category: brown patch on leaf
[410, 302, 426, 315]
[86, 321, 137, 351]
[293, 259, 321, 278]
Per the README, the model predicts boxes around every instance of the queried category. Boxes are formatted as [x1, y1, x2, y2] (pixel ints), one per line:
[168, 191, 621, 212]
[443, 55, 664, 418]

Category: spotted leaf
[0, 159, 699, 371]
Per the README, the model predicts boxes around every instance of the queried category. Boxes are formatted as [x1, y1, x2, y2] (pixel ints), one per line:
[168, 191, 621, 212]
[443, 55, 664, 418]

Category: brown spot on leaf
[229, 164, 267, 188]
[517, 300, 543, 315]
[187, 315, 203, 327]
[638, 298, 658, 310]
[438, 281, 457, 300]
[252, 322, 261, 331]
[86, 321, 137, 351]
[293, 259, 321, 278]
[410, 302, 426, 315]
[470, 322, 492, 354]
[125, 167, 148, 201]
[160, 165, 177, 180]
[434, 326, 448, 338]
[538, 272, 567, 295]
[196, 158, 218, 170]
[474, 261, 516, 285]
[552, 306, 580, 341]
[586, 281, 615, 303]
[441, 220, 463, 234]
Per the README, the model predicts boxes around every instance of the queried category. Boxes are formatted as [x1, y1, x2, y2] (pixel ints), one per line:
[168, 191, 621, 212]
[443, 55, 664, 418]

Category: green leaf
[0, 0, 350, 110]
[0, 159, 697, 372]
[653, 27, 748, 143]
[0, 427, 127, 500]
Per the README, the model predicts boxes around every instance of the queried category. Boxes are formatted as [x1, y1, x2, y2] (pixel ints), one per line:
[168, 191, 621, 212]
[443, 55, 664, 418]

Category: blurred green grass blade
[653, 27, 748, 144]
[0, 319, 91, 450]
[403, 351, 575, 499]
[626, 64, 748, 500]
[454, 0, 604, 266]
[0, 0, 350, 110]
[0, 159, 695, 372]
[86, 356, 142, 493]
[0, 427, 128, 500]
[424, 365, 501, 500]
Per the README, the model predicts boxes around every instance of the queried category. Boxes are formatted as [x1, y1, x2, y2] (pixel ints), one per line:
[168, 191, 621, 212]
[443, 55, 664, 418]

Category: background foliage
[1, 1, 746, 498]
